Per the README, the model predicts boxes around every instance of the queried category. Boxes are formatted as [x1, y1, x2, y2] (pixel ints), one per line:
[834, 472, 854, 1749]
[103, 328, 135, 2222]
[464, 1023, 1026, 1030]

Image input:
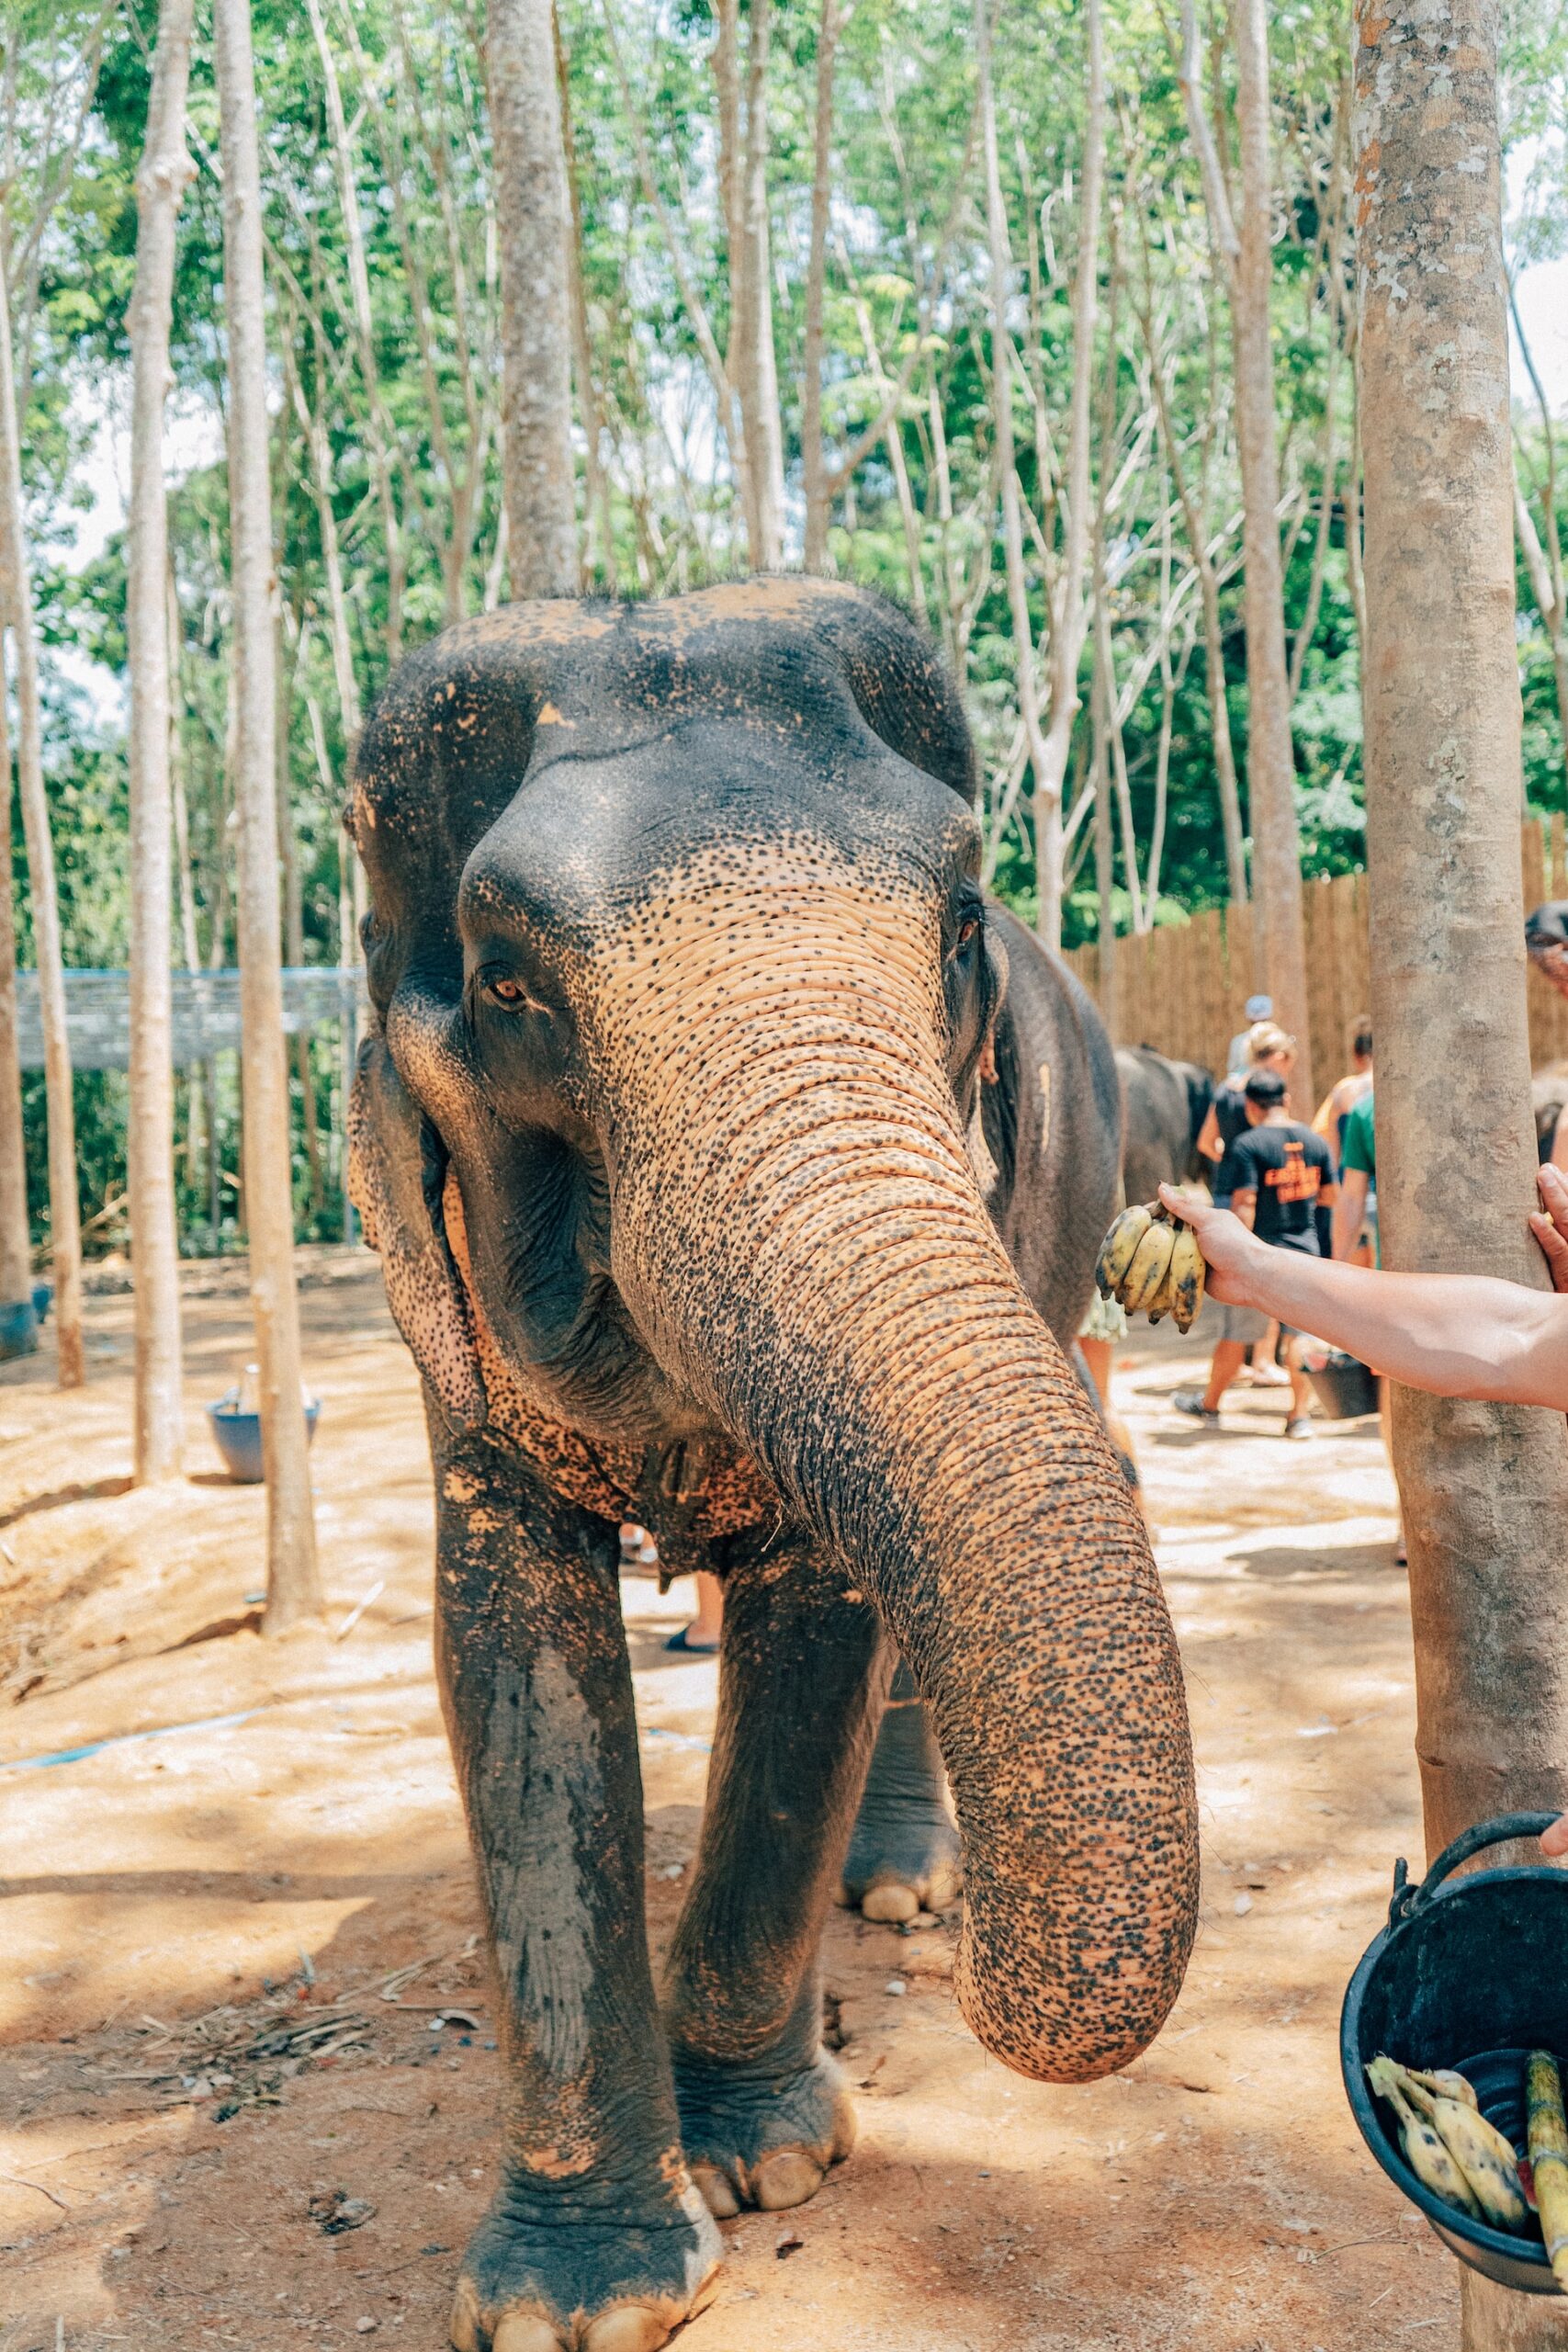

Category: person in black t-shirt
[1173, 1068, 1337, 1438]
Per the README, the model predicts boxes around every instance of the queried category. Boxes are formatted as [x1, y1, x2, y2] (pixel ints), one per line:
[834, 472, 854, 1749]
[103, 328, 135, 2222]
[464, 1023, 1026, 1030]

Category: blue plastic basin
[0, 1298, 38, 1359]
[207, 1396, 321, 1484]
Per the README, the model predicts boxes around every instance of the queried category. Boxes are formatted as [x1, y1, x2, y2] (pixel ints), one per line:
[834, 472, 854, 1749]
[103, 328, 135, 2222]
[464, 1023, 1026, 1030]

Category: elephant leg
[662, 1530, 888, 2220]
[432, 1423, 722, 2352]
[836, 1658, 963, 1923]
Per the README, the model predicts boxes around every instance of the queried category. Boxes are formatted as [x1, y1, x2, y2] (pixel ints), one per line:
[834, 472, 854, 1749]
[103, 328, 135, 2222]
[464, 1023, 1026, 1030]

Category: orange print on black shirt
[1265, 1140, 1322, 1205]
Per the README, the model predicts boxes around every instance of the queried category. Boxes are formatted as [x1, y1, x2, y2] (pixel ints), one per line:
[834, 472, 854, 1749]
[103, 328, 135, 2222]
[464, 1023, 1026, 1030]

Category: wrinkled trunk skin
[586, 847, 1199, 2083]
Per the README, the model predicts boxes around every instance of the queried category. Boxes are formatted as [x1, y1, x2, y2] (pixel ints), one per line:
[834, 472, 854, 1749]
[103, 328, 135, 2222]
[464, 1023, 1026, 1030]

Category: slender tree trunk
[1355, 13, 1568, 2349]
[303, 0, 406, 658]
[1230, 0, 1313, 1105]
[0, 257, 83, 1385]
[487, 0, 580, 598]
[801, 0, 841, 575]
[975, 0, 1051, 941]
[214, 0, 322, 1631]
[1034, 0, 1104, 949]
[741, 0, 784, 566]
[0, 763, 31, 1346]
[554, 12, 614, 588]
[126, 0, 197, 1481]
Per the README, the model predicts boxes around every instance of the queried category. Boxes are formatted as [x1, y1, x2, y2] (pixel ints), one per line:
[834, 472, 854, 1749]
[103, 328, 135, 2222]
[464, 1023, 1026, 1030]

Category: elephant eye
[953, 915, 980, 954]
[486, 974, 535, 1010]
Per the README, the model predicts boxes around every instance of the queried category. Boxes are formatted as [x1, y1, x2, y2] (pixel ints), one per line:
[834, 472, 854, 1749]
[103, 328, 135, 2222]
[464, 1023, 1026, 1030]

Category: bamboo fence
[1063, 814, 1568, 1084]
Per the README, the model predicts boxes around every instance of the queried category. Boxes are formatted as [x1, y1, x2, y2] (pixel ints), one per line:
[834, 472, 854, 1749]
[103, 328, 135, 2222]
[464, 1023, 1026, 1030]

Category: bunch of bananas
[1095, 1201, 1205, 1333]
[1367, 2055, 1529, 2233]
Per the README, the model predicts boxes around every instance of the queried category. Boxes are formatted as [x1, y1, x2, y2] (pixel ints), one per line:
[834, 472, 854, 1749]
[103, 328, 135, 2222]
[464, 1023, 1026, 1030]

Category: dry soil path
[1, 1256, 1457, 2349]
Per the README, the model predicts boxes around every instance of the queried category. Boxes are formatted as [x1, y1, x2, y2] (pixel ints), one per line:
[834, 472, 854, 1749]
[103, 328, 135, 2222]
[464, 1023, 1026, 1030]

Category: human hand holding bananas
[1095, 1199, 1210, 1331]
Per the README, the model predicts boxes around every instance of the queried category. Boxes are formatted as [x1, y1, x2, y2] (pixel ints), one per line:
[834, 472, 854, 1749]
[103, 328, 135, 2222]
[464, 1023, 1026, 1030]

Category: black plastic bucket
[1341, 1812, 1568, 2295]
[1306, 1351, 1379, 1419]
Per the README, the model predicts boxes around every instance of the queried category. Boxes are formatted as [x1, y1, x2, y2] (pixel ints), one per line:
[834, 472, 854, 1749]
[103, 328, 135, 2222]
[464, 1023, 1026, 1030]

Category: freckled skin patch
[347, 582, 1198, 2346]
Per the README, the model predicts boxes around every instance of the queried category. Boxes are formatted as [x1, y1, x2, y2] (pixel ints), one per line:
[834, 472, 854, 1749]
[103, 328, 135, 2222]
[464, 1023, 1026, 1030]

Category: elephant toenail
[491, 2313, 569, 2352]
[580, 2307, 671, 2352]
[449, 2281, 485, 2352]
[861, 1883, 919, 1924]
[752, 2149, 825, 2211]
[691, 2162, 741, 2219]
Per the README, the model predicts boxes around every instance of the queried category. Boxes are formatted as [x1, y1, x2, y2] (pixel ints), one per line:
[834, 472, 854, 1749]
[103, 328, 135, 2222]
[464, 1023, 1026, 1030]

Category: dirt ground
[1, 1252, 1462, 2350]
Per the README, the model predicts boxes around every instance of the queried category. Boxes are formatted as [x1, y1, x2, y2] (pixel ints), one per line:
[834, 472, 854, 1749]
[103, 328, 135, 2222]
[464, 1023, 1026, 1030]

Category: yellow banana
[1407, 2066, 1479, 2111]
[1527, 2051, 1568, 2287]
[1367, 2058, 1483, 2221]
[1119, 1216, 1177, 1315]
[1168, 1222, 1206, 1335]
[1400, 2075, 1528, 2232]
[1095, 1204, 1152, 1298]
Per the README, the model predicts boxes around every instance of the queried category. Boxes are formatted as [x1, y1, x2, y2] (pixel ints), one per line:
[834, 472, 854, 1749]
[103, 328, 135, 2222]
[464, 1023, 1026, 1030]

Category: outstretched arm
[1158, 1170, 1568, 1412]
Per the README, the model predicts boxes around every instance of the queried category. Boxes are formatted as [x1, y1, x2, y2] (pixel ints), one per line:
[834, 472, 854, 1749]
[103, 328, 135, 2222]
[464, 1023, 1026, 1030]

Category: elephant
[1117, 1044, 1214, 1204]
[345, 579, 1199, 2352]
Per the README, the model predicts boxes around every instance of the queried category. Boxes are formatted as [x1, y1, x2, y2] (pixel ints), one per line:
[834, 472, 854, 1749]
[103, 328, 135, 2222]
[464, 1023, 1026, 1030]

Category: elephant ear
[348, 1033, 488, 1432]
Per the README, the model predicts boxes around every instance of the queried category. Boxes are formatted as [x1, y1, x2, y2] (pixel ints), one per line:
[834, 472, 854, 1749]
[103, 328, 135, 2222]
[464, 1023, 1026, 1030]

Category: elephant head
[348, 580, 1198, 2084]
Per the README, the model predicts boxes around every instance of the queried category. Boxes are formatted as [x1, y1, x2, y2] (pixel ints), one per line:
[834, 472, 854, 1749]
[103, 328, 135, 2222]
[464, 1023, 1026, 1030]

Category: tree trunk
[554, 12, 615, 588]
[740, 0, 784, 568]
[1355, 8, 1568, 2346]
[126, 0, 197, 1482]
[487, 0, 580, 600]
[1230, 0, 1313, 1107]
[214, 0, 322, 1632]
[975, 0, 1050, 941]
[0, 763, 31, 1345]
[801, 0, 841, 575]
[0, 244, 83, 1386]
[1034, 0, 1104, 950]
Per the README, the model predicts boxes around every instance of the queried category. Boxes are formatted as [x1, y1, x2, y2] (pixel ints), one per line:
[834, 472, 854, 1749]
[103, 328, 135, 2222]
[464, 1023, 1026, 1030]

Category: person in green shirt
[1334, 1089, 1378, 1267]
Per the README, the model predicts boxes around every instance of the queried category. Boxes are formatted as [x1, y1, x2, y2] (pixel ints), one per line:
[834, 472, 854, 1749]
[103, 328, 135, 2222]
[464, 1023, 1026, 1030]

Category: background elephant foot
[448, 2180, 722, 2352]
[675, 2046, 856, 2219]
[835, 1671, 962, 1923]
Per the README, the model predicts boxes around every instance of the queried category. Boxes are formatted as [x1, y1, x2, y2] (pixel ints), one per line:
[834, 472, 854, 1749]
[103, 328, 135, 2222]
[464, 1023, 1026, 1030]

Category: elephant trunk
[596, 859, 1199, 2083]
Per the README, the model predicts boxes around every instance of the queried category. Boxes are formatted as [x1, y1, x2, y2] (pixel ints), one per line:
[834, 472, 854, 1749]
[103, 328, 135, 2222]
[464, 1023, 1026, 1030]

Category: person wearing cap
[1227, 992, 1275, 1078]
[1173, 1065, 1337, 1437]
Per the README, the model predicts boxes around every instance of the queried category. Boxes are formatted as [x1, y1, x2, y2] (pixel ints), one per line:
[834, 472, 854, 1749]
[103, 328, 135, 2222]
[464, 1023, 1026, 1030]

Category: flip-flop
[663, 1627, 720, 1654]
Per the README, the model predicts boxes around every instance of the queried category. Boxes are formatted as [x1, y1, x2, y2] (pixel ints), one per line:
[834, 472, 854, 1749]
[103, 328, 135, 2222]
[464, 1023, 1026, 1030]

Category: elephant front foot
[449, 2179, 723, 2352]
[674, 2046, 856, 2219]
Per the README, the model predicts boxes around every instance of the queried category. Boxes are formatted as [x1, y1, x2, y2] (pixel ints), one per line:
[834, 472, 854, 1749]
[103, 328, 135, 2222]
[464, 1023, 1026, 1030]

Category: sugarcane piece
[1527, 2051, 1568, 2288]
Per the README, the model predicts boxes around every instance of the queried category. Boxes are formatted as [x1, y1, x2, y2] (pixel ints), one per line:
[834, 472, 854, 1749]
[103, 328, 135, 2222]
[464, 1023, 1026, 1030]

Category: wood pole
[214, 0, 322, 1632]
[486, 0, 580, 599]
[0, 263, 83, 1385]
[1354, 2, 1568, 2342]
[126, 0, 197, 1483]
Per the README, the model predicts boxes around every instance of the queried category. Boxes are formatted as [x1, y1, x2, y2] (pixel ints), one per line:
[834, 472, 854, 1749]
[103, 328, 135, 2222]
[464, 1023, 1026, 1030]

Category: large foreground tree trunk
[1354, 6, 1568, 2347]
[126, 0, 197, 1484]
[0, 266, 83, 1386]
[1230, 0, 1313, 1107]
[487, 0, 580, 599]
[214, 0, 322, 1631]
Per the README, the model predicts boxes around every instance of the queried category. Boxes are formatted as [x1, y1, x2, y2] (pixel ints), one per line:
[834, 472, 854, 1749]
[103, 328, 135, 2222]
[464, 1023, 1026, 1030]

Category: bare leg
[1202, 1338, 1248, 1413]
[433, 1418, 721, 2352]
[664, 1527, 888, 2216]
